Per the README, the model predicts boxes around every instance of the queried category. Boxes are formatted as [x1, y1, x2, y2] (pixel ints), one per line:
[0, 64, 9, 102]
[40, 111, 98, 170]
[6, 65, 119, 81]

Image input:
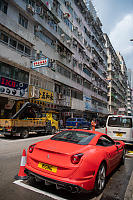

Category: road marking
[13, 180, 102, 200]
[13, 180, 68, 200]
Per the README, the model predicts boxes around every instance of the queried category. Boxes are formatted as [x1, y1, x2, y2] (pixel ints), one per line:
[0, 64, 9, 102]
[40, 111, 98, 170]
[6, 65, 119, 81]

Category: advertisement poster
[0, 77, 28, 98]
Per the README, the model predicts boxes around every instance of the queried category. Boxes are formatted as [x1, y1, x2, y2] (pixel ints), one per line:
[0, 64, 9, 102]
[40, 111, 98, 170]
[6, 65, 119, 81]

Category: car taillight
[29, 144, 36, 153]
[105, 127, 107, 134]
[71, 153, 83, 164]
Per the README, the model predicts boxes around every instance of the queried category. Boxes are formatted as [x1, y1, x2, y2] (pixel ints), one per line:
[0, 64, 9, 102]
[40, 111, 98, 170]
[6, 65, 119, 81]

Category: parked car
[106, 115, 133, 144]
[25, 129, 125, 194]
[65, 118, 91, 129]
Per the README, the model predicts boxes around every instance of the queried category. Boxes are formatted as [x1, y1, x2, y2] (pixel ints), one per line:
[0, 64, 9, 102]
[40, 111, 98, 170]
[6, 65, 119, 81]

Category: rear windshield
[51, 130, 95, 145]
[108, 117, 132, 128]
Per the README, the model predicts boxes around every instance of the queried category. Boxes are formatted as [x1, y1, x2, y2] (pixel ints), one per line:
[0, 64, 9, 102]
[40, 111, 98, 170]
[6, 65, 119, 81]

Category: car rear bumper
[25, 168, 84, 193]
[24, 166, 95, 192]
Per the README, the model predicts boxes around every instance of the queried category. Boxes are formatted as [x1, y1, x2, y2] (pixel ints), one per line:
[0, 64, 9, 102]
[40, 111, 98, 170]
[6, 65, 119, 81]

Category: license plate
[116, 133, 123, 136]
[38, 162, 57, 173]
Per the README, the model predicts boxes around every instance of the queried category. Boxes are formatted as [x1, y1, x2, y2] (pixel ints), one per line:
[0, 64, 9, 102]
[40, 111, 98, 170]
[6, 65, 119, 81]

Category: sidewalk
[124, 171, 133, 200]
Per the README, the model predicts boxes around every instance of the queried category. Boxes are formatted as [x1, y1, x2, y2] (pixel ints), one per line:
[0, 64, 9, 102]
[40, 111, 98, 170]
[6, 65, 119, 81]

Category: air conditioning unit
[35, 25, 43, 32]
[66, 40, 71, 44]
[73, 40, 77, 46]
[73, 26, 78, 31]
[58, 93, 63, 100]
[78, 32, 82, 36]
[36, 50, 42, 55]
[30, 86, 40, 98]
[65, 1, 71, 6]
[27, 4, 35, 14]
[61, 33, 65, 38]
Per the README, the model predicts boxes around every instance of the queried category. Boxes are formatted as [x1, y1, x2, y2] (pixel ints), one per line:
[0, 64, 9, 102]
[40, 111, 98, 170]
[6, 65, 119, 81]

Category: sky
[92, 0, 133, 70]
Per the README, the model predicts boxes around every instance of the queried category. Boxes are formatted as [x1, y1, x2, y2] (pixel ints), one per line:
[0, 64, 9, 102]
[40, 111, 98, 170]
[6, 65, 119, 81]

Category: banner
[0, 77, 28, 98]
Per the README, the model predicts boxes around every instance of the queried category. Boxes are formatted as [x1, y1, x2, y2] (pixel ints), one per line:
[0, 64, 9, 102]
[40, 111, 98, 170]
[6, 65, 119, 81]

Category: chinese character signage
[0, 77, 28, 98]
[39, 88, 53, 103]
[32, 58, 49, 69]
[29, 86, 54, 103]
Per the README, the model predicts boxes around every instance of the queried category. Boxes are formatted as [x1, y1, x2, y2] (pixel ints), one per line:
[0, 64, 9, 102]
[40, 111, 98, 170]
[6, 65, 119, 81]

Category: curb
[124, 171, 133, 200]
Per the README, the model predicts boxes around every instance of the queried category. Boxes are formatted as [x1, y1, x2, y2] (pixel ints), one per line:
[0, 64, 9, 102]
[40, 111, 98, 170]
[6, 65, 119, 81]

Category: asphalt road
[0, 128, 133, 200]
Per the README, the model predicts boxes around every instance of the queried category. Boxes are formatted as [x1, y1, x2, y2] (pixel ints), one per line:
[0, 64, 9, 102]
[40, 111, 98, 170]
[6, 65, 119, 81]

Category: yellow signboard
[39, 88, 54, 103]
[29, 86, 54, 103]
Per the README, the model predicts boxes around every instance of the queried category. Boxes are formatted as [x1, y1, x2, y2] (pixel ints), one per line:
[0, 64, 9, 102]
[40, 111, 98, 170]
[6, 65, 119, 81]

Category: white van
[106, 115, 133, 144]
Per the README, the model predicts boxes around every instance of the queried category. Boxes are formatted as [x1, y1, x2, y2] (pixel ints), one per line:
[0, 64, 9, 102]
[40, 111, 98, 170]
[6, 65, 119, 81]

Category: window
[0, 32, 8, 43]
[0, 0, 8, 14]
[9, 38, 17, 48]
[97, 135, 115, 147]
[25, 46, 31, 55]
[19, 14, 28, 29]
[17, 43, 24, 52]
[108, 117, 132, 128]
[0, 30, 31, 56]
[0, 62, 29, 83]
[51, 130, 96, 145]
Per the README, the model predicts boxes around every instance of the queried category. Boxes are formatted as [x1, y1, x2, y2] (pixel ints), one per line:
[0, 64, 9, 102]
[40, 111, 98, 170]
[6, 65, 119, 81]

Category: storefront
[0, 61, 29, 118]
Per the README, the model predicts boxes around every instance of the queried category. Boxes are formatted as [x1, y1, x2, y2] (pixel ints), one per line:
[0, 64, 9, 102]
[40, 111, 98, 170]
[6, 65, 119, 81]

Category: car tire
[94, 162, 106, 194]
[20, 129, 29, 139]
[121, 148, 125, 165]
[4, 134, 12, 139]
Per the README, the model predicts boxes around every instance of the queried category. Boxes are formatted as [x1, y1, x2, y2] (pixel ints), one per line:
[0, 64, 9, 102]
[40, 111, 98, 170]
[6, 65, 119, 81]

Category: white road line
[13, 180, 68, 200]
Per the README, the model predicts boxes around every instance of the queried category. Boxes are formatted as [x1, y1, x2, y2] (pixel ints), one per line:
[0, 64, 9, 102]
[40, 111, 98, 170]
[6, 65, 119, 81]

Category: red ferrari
[25, 129, 125, 193]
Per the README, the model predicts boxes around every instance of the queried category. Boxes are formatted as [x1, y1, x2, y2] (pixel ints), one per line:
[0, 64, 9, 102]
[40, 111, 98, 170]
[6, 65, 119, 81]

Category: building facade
[104, 34, 128, 115]
[0, 0, 110, 120]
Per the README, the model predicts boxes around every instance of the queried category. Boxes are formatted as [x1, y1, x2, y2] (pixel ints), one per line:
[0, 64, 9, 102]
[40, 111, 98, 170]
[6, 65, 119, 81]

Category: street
[0, 128, 133, 200]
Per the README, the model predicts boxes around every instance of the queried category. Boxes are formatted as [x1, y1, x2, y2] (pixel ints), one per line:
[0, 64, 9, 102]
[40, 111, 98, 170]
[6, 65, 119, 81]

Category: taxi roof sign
[32, 58, 49, 69]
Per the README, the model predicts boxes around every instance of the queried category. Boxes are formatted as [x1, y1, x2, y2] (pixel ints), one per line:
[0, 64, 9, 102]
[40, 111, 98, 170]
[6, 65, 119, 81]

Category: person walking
[91, 119, 96, 131]
[59, 119, 63, 129]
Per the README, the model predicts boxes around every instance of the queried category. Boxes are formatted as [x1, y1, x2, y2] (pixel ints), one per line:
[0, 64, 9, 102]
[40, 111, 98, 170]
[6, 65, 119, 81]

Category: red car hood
[27, 139, 95, 178]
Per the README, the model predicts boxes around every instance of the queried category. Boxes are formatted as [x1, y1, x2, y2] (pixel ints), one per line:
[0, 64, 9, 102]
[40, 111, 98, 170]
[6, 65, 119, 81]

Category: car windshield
[51, 130, 95, 145]
[108, 117, 132, 128]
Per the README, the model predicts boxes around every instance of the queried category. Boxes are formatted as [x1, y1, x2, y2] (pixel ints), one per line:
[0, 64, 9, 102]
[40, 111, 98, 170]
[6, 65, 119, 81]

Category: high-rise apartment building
[0, 0, 109, 120]
[104, 34, 128, 115]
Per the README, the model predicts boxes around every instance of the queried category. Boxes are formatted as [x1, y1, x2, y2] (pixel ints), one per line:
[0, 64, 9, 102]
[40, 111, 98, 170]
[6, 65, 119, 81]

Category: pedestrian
[91, 118, 96, 131]
[59, 119, 63, 129]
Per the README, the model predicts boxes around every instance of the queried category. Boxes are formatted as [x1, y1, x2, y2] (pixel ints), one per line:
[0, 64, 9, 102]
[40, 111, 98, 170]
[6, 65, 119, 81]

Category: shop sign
[119, 108, 125, 111]
[0, 77, 28, 98]
[39, 88, 54, 103]
[32, 58, 49, 69]
[83, 96, 93, 111]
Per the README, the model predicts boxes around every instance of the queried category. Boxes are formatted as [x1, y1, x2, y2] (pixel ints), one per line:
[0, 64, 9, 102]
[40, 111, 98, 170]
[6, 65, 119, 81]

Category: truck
[0, 102, 58, 139]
